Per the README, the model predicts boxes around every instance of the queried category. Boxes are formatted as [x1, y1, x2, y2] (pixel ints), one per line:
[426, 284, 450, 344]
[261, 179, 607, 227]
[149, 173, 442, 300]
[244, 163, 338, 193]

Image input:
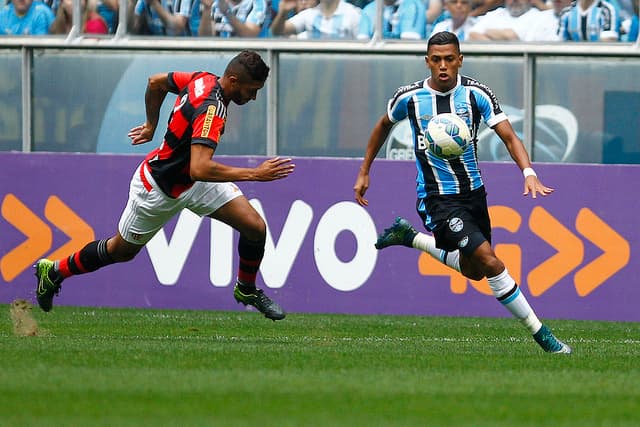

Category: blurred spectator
[430, 0, 475, 40]
[294, 0, 319, 13]
[620, 0, 637, 40]
[357, 0, 426, 40]
[0, 0, 55, 35]
[270, 0, 361, 39]
[520, 0, 571, 41]
[558, 0, 620, 41]
[627, 12, 638, 41]
[469, 0, 502, 16]
[467, 0, 547, 40]
[129, 0, 197, 35]
[348, 0, 372, 7]
[425, 0, 443, 24]
[96, 0, 118, 33]
[49, 0, 109, 34]
[198, 0, 267, 36]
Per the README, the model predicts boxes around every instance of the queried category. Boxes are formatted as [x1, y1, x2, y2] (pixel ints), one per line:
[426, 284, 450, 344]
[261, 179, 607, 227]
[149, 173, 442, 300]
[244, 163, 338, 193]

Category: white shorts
[118, 162, 243, 244]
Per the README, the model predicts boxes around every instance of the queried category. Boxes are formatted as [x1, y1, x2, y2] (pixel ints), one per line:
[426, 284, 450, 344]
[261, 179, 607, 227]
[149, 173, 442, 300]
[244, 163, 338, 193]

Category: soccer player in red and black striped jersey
[35, 50, 294, 320]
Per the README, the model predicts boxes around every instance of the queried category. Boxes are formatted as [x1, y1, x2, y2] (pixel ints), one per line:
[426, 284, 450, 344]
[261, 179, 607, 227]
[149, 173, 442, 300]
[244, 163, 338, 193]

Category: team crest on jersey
[449, 217, 464, 233]
[201, 105, 216, 138]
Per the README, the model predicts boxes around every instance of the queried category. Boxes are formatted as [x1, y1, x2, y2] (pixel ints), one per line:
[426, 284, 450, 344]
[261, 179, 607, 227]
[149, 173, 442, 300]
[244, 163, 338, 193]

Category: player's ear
[459, 54, 464, 66]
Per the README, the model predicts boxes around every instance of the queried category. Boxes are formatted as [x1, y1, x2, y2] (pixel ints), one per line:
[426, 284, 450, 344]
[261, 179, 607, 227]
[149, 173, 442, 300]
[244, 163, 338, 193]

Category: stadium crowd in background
[198, 0, 268, 37]
[430, 0, 476, 40]
[0, 0, 638, 41]
[467, 0, 559, 41]
[357, 0, 426, 40]
[49, 0, 108, 34]
[0, 0, 54, 34]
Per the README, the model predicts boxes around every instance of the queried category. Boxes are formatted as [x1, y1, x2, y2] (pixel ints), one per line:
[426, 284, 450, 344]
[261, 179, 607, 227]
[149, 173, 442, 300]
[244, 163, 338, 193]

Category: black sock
[236, 280, 257, 294]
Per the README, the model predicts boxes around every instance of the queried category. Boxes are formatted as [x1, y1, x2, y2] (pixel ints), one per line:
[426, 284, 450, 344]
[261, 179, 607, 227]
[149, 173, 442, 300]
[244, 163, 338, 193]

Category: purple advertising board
[1, 153, 637, 321]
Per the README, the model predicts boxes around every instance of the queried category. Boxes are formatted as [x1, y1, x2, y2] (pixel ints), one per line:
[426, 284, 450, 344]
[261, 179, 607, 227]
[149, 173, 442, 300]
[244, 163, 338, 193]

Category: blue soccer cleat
[375, 217, 418, 249]
[533, 324, 572, 354]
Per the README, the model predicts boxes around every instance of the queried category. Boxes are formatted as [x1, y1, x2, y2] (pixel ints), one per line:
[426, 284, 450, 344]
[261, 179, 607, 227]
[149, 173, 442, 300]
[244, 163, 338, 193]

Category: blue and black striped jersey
[387, 75, 508, 198]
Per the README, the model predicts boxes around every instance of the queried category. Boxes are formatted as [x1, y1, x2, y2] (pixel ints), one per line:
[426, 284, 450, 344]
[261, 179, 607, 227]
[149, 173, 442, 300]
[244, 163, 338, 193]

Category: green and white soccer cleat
[233, 284, 286, 321]
[34, 259, 62, 312]
[375, 217, 418, 249]
[533, 324, 572, 354]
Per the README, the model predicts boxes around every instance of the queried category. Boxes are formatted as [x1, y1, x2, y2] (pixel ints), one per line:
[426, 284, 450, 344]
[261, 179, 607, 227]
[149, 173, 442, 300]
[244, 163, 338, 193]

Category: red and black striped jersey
[145, 71, 227, 198]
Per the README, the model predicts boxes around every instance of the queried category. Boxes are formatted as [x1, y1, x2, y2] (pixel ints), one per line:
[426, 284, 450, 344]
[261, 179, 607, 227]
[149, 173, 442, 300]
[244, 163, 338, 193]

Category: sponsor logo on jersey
[201, 105, 216, 138]
[458, 236, 469, 248]
[195, 77, 205, 97]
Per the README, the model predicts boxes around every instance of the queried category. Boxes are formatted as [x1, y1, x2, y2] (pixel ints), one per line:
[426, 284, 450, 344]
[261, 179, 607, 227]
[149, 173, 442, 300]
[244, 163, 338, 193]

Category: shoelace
[541, 333, 562, 352]
[254, 290, 272, 306]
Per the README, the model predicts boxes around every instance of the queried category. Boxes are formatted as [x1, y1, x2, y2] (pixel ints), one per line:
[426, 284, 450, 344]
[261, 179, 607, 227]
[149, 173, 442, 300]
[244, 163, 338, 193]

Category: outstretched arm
[493, 120, 554, 199]
[128, 73, 172, 145]
[354, 114, 394, 206]
[190, 144, 295, 182]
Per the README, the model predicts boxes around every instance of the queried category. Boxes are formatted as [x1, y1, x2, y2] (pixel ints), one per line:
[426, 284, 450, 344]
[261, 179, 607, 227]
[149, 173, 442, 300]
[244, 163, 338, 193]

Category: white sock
[487, 268, 542, 334]
[412, 233, 461, 272]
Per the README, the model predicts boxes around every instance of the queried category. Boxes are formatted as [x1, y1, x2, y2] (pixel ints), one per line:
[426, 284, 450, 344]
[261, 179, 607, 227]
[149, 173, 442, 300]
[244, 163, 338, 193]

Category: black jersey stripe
[435, 94, 471, 194]
[409, 97, 438, 196]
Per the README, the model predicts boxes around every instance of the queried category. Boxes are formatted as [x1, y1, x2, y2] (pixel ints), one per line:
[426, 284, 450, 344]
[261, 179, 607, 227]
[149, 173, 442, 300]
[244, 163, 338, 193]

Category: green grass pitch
[1, 305, 639, 427]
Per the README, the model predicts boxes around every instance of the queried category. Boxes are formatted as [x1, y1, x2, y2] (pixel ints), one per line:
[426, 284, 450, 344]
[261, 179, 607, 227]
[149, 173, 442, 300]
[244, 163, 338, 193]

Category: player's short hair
[225, 50, 270, 83]
[427, 31, 461, 54]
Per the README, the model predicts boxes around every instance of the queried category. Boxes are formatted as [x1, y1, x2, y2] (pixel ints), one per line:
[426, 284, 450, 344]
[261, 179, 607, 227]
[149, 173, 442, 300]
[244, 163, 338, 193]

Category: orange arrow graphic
[1, 195, 95, 282]
[527, 206, 583, 296]
[1, 194, 52, 281]
[44, 196, 94, 260]
[574, 208, 630, 296]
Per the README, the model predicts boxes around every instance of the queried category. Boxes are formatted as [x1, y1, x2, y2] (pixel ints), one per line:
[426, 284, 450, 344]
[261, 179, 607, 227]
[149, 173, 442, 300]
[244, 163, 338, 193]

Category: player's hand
[128, 123, 155, 145]
[254, 157, 295, 181]
[353, 172, 370, 206]
[523, 176, 554, 199]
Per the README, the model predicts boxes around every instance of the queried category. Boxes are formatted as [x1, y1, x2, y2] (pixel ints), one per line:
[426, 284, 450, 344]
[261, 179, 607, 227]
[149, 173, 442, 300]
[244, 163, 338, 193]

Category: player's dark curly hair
[428, 31, 461, 54]
[225, 50, 270, 83]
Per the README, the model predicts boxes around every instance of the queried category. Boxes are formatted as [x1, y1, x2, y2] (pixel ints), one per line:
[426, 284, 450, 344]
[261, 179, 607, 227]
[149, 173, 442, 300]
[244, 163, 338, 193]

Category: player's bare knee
[241, 214, 266, 242]
[464, 270, 485, 281]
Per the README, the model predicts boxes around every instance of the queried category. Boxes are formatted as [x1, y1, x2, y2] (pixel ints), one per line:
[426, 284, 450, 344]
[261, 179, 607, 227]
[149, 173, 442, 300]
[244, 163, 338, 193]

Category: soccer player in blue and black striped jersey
[354, 31, 571, 354]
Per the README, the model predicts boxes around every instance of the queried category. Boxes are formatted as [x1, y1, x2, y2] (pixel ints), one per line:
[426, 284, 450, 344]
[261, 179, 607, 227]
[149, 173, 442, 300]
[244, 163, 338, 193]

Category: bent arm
[270, 1, 298, 36]
[149, 0, 188, 33]
[145, 73, 173, 132]
[198, 0, 213, 35]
